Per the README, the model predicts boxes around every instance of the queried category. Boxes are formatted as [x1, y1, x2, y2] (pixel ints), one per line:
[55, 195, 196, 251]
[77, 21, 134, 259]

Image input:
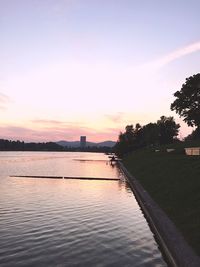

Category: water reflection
[0, 152, 167, 267]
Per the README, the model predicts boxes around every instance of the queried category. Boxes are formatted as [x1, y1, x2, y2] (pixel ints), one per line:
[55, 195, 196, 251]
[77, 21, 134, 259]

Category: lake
[0, 152, 167, 266]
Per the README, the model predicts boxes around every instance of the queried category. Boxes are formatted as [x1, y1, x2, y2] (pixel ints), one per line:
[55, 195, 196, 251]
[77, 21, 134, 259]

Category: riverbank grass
[123, 147, 200, 255]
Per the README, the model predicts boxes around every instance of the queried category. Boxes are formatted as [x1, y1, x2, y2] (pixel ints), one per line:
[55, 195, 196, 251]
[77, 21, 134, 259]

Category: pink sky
[1, 1, 199, 142]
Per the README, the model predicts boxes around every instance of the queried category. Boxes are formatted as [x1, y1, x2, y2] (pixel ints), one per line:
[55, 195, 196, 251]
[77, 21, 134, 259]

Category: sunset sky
[1, 0, 200, 142]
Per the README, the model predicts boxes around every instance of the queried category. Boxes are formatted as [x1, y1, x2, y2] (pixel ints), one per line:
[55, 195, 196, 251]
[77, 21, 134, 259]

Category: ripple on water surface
[0, 152, 167, 266]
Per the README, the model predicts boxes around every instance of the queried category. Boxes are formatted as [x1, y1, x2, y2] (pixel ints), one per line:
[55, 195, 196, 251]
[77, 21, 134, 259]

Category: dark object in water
[10, 175, 119, 181]
[10, 175, 63, 179]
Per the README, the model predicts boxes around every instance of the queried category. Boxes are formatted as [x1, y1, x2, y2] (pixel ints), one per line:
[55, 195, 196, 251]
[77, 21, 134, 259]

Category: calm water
[0, 152, 167, 267]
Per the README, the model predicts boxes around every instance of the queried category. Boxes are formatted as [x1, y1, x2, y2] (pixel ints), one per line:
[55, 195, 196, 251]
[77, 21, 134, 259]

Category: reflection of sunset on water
[0, 151, 167, 266]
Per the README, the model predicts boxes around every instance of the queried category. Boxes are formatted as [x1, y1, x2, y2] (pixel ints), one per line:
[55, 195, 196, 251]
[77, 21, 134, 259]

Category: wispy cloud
[104, 112, 153, 127]
[31, 119, 67, 125]
[105, 112, 125, 124]
[0, 123, 117, 142]
[149, 41, 200, 69]
[31, 119, 89, 131]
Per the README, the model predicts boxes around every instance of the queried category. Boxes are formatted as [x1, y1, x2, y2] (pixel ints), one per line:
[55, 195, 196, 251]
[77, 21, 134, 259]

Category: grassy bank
[123, 145, 200, 255]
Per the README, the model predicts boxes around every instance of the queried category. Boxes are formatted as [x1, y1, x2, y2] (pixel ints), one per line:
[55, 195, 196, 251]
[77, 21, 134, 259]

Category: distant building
[80, 136, 86, 148]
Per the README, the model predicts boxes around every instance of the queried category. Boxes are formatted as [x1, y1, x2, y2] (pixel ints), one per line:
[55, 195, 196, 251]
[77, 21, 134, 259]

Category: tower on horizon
[80, 136, 86, 148]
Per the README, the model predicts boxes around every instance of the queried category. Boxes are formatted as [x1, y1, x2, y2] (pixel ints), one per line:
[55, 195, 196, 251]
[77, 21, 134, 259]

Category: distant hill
[97, 141, 116, 147]
[56, 140, 116, 148]
[57, 141, 80, 147]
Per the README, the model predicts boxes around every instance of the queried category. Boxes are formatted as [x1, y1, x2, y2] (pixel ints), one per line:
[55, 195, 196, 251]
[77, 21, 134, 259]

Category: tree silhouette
[115, 124, 141, 156]
[139, 123, 159, 146]
[171, 73, 200, 131]
[184, 127, 200, 141]
[115, 116, 180, 157]
[157, 116, 180, 145]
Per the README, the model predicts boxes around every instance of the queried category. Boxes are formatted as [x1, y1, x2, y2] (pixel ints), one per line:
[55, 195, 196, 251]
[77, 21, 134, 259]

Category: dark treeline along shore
[0, 139, 113, 153]
[114, 73, 200, 256]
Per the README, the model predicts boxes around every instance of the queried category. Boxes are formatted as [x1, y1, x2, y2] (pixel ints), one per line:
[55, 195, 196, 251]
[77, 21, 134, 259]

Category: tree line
[114, 116, 180, 157]
[115, 73, 200, 157]
[0, 139, 64, 151]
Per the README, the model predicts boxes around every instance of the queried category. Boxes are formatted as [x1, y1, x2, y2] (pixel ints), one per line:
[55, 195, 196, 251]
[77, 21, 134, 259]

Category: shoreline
[118, 162, 200, 267]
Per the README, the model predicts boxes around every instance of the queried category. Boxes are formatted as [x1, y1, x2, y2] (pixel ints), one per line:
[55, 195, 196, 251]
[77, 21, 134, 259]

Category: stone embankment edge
[118, 162, 200, 267]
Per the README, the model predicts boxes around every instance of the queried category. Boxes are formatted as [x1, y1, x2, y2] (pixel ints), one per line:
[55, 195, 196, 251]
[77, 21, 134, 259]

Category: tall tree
[114, 124, 141, 156]
[157, 116, 180, 144]
[184, 127, 200, 141]
[139, 123, 159, 146]
[171, 74, 200, 132]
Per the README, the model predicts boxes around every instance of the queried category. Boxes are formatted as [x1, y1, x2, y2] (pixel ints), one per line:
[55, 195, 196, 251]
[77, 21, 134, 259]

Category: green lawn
[123, 146, 200, 255]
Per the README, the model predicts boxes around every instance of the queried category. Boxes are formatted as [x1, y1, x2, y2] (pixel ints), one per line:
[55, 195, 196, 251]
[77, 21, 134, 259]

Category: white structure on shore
[185, 147, 200, 156]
